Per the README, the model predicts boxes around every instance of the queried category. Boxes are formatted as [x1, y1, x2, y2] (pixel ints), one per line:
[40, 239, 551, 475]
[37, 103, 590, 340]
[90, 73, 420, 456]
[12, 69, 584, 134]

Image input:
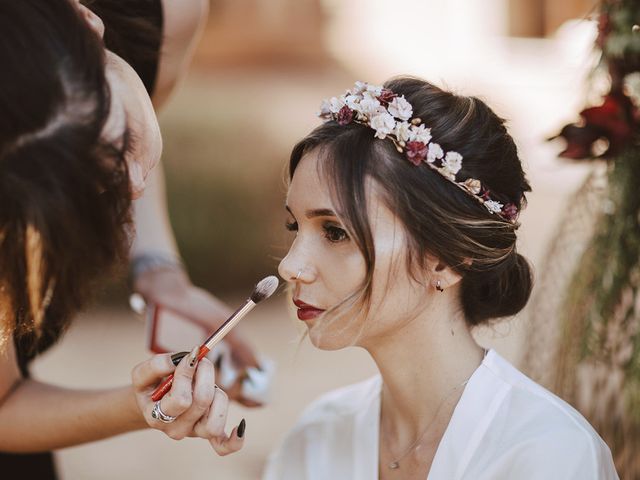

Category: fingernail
[171, 351, 189, 367]
[237, 418, 246, 438]
[189, 345, 200, 367]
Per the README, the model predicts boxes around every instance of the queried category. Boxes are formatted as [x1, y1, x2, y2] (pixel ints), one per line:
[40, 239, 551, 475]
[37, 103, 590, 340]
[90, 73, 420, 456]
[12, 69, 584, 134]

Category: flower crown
[318, 82, 519, 223]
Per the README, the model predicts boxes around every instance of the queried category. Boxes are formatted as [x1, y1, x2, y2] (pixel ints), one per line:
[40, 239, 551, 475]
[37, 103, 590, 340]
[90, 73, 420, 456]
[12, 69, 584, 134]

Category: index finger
[161, 346, 200, 413]
[131, 354, 176, 390]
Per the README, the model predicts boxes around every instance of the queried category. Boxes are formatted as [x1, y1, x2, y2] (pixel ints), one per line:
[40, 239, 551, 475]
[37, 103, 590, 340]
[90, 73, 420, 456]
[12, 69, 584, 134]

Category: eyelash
[284, 220, 349, 243]
[322, 223, 349, 243]
[285, 220, 298, 232]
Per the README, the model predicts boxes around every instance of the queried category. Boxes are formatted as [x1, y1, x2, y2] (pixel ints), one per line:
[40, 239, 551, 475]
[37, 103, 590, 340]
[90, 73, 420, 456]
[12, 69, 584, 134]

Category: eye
[285, 219, 298, 232]
[323, 222, 349, 243]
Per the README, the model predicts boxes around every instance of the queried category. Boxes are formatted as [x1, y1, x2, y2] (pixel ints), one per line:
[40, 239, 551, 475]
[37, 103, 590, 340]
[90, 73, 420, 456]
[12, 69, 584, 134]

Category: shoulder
[262, 376, 381, 480]
[484, 351, 600, 437]
[479, 351, 618, 478]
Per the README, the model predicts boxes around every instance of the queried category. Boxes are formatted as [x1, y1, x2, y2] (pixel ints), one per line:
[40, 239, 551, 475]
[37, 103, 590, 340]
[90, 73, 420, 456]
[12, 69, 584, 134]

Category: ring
[151, 400, 177, 423]
[295, 269, 302, 280]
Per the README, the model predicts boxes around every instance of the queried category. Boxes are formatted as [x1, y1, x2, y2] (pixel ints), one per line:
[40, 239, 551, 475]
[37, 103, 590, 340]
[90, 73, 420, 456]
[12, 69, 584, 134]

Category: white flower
[344, 94, 363, 113]
[318, 99, 332, 119]
[443, 151, 463, 174]
[484, 200, 504, 214]
[393, 121, 411, 143]
[387, 96, 413, 121]
[408, 124, 432, 144]
[426, 143, 444, 163]
[351, 81, 368, 95]
[360, 93, 383, 117]
[328, 96, 345, 114]
[370, 112, 396, 139]
[366, 84, 383, 96]
[438, 166, 456, 181]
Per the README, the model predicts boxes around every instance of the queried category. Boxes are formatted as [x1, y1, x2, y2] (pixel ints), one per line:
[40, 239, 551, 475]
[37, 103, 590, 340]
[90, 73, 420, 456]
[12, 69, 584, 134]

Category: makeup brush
[151, 275, 279, 402]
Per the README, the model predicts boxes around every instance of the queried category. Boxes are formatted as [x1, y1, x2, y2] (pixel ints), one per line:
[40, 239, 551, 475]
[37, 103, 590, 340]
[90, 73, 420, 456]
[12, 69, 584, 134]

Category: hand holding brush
[151, 275, 279, 402]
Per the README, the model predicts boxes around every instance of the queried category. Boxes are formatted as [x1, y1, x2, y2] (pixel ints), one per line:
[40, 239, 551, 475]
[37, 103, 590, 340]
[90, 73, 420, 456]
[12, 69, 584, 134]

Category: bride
[264, 77, 619, 479]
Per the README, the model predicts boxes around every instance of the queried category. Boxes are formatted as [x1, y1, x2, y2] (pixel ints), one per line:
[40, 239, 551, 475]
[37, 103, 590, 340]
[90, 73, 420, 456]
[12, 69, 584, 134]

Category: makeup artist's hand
[134, 268, 262, 407]
[131, 352, 246, 455]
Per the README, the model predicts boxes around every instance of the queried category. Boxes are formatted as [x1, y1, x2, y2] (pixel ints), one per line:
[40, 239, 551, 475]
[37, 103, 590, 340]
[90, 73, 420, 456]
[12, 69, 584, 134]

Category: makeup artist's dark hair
[0, 0, 132, 366]
[289, 77, 533, 327]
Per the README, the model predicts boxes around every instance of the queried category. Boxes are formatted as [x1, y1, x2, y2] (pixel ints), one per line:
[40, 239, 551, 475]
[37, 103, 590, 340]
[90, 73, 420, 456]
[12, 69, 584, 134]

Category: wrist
[119, 385, 148, 431]
[130, 251, 184, 286]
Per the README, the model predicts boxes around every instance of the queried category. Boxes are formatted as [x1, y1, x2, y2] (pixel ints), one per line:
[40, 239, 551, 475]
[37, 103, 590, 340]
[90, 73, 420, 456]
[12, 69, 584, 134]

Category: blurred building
[192, 0, 598, 72]
[195, 0, 330, 68]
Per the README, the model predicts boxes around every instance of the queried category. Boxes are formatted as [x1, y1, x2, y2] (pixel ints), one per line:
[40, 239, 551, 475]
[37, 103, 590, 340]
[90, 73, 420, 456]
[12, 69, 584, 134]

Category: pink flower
[405, 141, 428, 165]
[377, 88, 397, 106]
[502, 203, 519, 221]
[337, 105, 354, 125]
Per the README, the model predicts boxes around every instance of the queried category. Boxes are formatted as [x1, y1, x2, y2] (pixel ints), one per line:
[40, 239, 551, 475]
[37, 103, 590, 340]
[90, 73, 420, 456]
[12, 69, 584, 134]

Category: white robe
[263, 350, 619, 480]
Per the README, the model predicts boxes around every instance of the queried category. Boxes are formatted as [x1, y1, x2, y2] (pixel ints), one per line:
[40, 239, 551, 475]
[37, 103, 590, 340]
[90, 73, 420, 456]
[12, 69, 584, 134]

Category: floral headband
[318, 81, 519, 223]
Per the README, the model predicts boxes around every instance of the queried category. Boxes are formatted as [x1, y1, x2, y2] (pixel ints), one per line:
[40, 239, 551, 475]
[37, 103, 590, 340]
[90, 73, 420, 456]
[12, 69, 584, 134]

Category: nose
[278, 242, 312, 284]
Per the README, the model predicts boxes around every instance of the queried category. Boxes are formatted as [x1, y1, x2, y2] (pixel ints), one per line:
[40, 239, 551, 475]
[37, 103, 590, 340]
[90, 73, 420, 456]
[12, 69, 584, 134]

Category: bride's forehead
[289, 154, 332, 197]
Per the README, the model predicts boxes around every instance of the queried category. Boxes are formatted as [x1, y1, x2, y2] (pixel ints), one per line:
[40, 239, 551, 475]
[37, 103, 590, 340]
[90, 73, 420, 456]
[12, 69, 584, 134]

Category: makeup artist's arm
[0, 341, 244, 453]
[130, 0, 260, 400]
[130, 162, 261, 397]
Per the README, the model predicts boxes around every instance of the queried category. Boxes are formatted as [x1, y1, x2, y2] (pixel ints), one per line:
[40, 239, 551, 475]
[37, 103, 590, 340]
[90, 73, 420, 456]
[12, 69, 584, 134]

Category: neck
[365, 292, 484, 442]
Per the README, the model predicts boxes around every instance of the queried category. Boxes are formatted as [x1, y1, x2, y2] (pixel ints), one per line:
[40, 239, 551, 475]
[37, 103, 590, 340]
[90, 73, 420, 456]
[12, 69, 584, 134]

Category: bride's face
[278, 149, 432, 350]
[76, 1, 162, 199]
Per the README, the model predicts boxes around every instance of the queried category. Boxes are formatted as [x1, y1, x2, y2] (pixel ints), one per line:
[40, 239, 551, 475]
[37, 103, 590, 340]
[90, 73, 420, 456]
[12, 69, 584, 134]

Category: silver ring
[295, 269, 303, 280]
[151, 400, 177, 423]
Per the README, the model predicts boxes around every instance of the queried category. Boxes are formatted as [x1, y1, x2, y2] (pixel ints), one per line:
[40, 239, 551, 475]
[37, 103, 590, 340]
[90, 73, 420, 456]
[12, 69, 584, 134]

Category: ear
[424, 253, 463, 292]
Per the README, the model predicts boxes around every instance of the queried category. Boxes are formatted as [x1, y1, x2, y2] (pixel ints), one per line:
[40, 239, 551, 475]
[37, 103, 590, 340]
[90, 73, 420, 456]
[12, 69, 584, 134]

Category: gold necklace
[383, 378, 469, 470]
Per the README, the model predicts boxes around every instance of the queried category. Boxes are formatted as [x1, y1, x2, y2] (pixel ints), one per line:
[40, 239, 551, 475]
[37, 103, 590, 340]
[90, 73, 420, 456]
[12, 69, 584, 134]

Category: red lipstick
[293, 299, 325, 321]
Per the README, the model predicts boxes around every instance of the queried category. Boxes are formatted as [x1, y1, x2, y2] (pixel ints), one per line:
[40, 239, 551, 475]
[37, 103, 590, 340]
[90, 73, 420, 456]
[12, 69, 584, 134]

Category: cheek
[323, 244, 366, 299]
[366, 225, 422, 324]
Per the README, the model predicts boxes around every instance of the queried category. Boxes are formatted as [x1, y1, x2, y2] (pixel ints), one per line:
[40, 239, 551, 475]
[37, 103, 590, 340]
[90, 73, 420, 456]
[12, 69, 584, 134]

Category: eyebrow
[285, 205, 337, 219]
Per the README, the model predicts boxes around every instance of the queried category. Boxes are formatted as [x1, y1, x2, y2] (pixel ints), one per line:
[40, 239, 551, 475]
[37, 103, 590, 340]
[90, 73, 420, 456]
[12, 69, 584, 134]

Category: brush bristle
[250, 275, 279, 303]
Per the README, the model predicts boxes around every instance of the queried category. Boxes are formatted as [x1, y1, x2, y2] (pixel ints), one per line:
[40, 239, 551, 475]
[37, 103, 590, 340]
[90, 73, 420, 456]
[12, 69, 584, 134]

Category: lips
[293, 299, 325, 321]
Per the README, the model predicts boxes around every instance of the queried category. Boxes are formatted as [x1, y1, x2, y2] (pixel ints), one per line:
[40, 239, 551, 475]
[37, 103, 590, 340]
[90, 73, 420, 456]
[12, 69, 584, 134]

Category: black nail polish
[188, 345, 200, 367]
[237, 418, 246, 438]
[171, 351, 189, 366]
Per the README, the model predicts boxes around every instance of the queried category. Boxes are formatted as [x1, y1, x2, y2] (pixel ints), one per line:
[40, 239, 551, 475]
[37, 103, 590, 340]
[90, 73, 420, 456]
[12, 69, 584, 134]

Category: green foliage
[559, 146, 640, 425]
[160, 100, 290, 294]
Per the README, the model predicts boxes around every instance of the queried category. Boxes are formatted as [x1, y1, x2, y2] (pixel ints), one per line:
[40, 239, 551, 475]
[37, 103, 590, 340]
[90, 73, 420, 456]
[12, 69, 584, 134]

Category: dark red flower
[502, 203, 519, 222]
[377, 88, 397, 106]
[337, 105, 354, 125]
[581, 94, 633, 145]
[551, 92, 636, 159]
[405, 141, 428, 165]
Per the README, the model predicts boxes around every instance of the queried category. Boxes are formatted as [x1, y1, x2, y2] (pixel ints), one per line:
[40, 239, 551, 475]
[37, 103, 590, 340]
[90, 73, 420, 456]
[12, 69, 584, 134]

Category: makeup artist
[0, 1, 247, 478]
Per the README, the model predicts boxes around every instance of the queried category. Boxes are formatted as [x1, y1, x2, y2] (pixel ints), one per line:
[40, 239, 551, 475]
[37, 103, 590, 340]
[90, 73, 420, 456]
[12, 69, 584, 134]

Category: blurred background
[32, 0, 603, 478]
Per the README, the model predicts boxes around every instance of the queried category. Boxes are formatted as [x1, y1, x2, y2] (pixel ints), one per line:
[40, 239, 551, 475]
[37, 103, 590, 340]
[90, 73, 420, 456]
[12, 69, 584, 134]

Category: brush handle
[151, 345, 211, 402]
[150, 299, 257, 403]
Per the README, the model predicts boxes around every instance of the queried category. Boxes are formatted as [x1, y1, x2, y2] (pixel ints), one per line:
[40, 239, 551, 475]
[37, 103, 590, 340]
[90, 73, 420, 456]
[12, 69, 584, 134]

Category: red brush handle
[151, 345, 210, 402]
